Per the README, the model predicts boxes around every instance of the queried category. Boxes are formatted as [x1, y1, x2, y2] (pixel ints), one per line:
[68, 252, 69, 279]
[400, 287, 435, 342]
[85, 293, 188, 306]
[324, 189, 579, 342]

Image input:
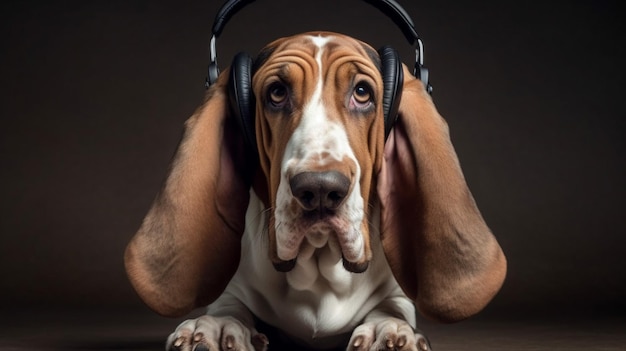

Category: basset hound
[124, 32, 506, 351]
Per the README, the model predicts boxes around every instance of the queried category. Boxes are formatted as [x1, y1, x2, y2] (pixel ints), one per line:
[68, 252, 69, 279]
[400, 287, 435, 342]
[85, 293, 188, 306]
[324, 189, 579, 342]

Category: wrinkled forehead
[252, 32, 381, 79]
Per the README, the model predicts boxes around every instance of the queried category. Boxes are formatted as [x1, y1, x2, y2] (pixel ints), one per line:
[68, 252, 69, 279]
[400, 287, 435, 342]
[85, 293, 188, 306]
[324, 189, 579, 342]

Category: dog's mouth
[341, 258, 370, 273]
[272, 217, 369, 274]
[272, 258, 298, 272]
[271, 169, 370, 273]
[272, 257, 369, 273]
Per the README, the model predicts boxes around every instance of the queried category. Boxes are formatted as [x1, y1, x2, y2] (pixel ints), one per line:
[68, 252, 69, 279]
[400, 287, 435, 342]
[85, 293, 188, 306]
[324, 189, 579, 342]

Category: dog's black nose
[290, 171, 351, 212]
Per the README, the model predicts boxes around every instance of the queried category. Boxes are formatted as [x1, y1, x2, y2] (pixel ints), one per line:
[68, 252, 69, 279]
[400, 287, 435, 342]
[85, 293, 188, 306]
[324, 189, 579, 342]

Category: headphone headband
[206, 0, 430, 91]
[211, 0, 255, 36]
[212, 0, 419, 44]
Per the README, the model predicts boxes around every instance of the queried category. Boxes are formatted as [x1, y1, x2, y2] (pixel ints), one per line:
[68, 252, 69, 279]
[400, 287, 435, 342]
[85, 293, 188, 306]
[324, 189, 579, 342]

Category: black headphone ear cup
[229, 52, 257, 154]
[378, 46, 403, 140]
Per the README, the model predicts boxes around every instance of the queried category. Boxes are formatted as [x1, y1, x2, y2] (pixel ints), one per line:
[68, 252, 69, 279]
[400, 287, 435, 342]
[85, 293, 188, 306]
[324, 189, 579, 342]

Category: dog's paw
[166, 315, 268, 351]
[347, 318, 432, 351]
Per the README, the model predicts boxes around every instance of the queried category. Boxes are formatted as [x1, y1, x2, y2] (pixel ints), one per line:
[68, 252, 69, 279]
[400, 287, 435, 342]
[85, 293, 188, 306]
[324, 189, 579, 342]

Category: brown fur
[378, 66, 507, 322]
[125, 33, 506, 323]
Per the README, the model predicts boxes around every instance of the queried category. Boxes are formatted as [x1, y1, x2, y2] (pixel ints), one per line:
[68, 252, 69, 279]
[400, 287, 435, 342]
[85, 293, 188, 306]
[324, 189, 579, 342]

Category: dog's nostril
[301, 191, 315, 204]
[290, 171, 351, 212]
[325, 190, 348, 210]
[328, 191, 342, 202]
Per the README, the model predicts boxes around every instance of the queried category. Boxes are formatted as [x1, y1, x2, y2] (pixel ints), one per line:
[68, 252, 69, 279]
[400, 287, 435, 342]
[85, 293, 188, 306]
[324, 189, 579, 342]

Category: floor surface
[0, 309, 623, 350]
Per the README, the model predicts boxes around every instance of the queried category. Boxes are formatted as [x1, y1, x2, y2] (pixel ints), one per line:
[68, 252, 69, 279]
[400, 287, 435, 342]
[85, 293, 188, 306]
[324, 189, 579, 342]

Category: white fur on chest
[213, 191, 407, 345]
[207, 34, 415, 348]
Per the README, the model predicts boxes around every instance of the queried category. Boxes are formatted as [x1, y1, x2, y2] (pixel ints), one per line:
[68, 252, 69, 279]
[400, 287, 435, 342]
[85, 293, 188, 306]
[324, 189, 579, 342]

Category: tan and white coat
[125, 32, 506, 351]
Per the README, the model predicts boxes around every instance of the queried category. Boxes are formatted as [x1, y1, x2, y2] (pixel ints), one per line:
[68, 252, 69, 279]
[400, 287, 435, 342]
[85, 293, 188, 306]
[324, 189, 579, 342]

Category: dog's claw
[173, 336, 184, 348]
[353, 335, 363, 348]
[417, 336, 431, 351]
[167, 316, 262, 351]
[397, 335, 407, 348]
[251, 333, 269, 351]
[224, 334, 234, 349]
[349, 318, 432, 351]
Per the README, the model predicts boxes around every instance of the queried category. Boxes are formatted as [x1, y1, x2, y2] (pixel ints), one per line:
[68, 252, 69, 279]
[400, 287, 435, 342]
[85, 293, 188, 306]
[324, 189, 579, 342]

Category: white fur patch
[202, 34, 417, 349]
[311, 34, 331, 49]
[274, 35, 365, 264]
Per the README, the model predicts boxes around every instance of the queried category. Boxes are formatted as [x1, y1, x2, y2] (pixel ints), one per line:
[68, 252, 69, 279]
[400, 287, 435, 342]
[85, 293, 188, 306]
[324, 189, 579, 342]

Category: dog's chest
[230, 192, 392, 341]
[240, 244, 383, 343]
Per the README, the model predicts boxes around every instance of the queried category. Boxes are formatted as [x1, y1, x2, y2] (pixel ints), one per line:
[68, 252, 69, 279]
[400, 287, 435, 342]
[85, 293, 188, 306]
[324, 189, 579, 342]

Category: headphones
[206, 0, 432, 152]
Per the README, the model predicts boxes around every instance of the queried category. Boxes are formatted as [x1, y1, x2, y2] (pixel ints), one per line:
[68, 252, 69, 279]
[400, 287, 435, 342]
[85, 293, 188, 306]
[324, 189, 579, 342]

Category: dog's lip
[272, 258, 297, 272]
[273, 225, 370, 274]
[301, 209, 337, 220]
[274, 209, 368, 272]
[272, 257, 370, 273]
[342, 257, 369, 273]
[272, 255, 369, 274]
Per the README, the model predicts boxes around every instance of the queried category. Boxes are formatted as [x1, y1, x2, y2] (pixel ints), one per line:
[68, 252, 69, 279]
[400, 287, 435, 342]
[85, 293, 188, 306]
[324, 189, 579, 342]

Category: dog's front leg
[347, 297, 432, 351]
[166, 293, 268, 351]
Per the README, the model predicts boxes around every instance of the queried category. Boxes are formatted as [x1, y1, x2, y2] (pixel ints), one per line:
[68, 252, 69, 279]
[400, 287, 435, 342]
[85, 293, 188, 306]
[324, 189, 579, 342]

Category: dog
[125, 17, 506, 351]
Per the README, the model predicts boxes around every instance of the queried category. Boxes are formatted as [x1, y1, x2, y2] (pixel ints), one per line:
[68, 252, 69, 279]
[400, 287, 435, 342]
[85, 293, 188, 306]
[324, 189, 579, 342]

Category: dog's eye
[353, 83, 372, 105]
[268, 83, 288, 107]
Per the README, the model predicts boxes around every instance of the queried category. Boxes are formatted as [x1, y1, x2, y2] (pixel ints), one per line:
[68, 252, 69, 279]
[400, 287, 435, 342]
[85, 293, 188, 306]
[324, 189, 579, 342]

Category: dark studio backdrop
[1, 0, 624, 326]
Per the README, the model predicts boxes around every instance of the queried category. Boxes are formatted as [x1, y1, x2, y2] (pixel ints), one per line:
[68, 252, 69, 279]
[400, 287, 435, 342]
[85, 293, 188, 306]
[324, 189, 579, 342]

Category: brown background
[1, 0, 624, 333]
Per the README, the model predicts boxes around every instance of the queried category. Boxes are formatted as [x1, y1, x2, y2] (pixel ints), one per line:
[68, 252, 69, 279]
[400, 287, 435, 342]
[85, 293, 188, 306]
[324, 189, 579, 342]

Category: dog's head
[249, 33, 385, 273]
[125, 32, 506, 323]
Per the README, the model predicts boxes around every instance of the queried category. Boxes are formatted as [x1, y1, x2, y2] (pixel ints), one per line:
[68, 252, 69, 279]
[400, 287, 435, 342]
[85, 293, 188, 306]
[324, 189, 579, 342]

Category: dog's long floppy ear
[124, 71, 252, 317]
[377, 65, 507, 323]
